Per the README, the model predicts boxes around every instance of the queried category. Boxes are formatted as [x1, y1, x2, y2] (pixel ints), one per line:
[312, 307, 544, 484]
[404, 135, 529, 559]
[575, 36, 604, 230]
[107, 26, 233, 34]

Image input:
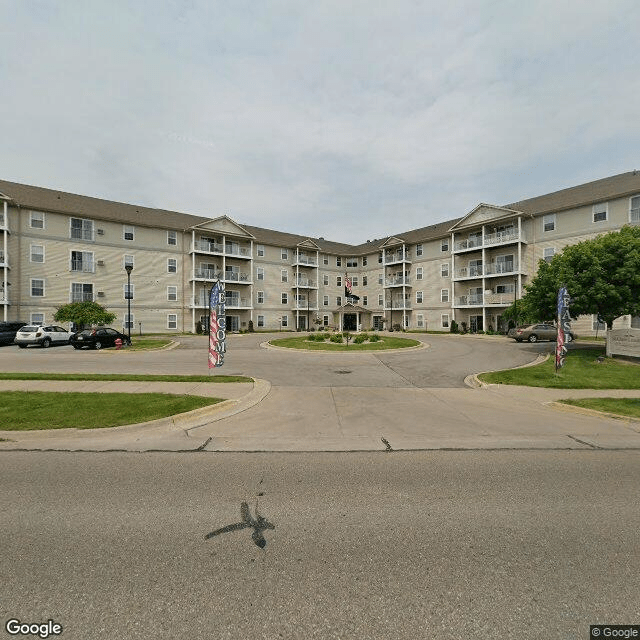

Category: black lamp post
[125, 264, 133, 342]
[513, 275, 518, 327]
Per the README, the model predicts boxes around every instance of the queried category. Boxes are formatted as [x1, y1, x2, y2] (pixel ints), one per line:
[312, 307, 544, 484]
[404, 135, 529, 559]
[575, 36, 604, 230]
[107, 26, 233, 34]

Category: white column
[191, 230, 196, 333]
[3, 201, 7, 321]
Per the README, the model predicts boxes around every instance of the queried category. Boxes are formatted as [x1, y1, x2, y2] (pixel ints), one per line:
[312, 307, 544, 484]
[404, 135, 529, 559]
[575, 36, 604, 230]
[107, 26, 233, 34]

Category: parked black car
[70, 328, 131, 350]
[0, 321, 28, 346]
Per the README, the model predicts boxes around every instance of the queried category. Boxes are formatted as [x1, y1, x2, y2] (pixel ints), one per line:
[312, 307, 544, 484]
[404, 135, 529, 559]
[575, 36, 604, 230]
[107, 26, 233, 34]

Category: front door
[226, 315, 239, 332]
[297, 315, 307, 330]
[343, 314, 357, 331]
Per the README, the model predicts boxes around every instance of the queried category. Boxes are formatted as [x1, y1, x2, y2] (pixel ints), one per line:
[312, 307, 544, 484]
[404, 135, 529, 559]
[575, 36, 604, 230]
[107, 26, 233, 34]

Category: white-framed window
[630, 196, 640, 223]
[30, 244, 44, 263]
[363, 295, 368, 306]
[337, 276, 342, 287]
[417, 314, 424, 328]
[323, 255, 329, 265]
[441, 263, 449, 277]
[281, 315, 288, 328]
[378, 294, 383, 305]
[167, 314, 177, 329]
[323, 315, 329, 326]
[592, 314, 606, 331]
[441, 314, 450, 328]
[124, 254, 134, 268]
[281, 292, 288, 304]
[593, 202, 608, 223]
[167, 230, 177, 245]
[323, 295, 329, 305]
[257, 315, 265, 328]
[257, 267, 264, 281]
[543, 214, 556, 232]
[281, 270, 288, 283]
[378, 273, 383, 285]
[347, 257, 358, 268]
[167, 258, 177, 273]
[416, 267, 423, 280]
[31, 278, 45, 297]
[124, 283, 134, 300]
[543, 247, 555, 263]
[378, 252, 383, 264]
[441, 239, 449, 252]
[71, 282, 93, 302]
[337, 296, 342, 306]
[167, 286, 177, 301]
[362, 256, 368, 266]
[123, 225, 135, 241]
[257, 244, 265, 257]
[352, 276, 358, 287]
[281, 248, 288, 260]
[30, 312, 45, 326]
[70, 218, 94, 241]
[257, 291, 264, 304]
[416, 291, 423, 304]
[336, 256, 342, 267]
[363, 275, 368, 286]
[416, 244, 423, 256]
[124, 313, 134, 330]
[71, 251, 94, 272]
[441, 289, 449, 303]
[323, 274, 329, 286]
[30, 211, 45, 229]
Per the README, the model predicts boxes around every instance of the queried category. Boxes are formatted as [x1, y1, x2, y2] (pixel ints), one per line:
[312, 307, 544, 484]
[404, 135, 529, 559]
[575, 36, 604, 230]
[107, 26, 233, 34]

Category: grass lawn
[0, 373, 251, 383]
[269, 335, 421, 351]
[128, 338, 173, 350]
[478, 348, 640, 389]
[0, 391, 223, 431]
[559, 398, 640, 420]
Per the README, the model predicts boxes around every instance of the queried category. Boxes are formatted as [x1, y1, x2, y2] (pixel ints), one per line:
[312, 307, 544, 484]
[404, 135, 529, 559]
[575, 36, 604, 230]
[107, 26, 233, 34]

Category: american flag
[345, 274, 352, 295]
[208, 282, 220, 368]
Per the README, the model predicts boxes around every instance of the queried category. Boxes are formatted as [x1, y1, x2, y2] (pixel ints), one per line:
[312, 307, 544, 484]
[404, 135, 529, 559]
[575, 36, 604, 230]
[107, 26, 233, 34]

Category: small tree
[54, 301, 116, 329]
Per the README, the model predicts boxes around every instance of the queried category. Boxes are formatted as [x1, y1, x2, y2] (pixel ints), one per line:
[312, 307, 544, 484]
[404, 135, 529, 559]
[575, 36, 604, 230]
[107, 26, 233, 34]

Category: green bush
[354, 335, 366, 344]
[449, 320, 458, 333]
[307, 334, 316, 341]
[330, 334, 343, 343]
[369, 334, 381, 342]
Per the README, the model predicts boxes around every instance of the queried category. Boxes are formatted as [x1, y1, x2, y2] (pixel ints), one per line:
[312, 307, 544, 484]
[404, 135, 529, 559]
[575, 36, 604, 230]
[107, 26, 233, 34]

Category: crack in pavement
[566, 434, 604, 449]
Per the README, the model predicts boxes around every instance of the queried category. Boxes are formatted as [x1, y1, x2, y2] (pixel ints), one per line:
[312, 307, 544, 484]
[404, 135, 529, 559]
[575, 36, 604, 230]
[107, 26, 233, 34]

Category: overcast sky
[1, 1, 638, 243]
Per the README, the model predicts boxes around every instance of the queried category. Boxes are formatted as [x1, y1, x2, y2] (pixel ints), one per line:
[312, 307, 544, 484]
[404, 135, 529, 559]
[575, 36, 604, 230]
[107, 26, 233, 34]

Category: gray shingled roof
[1, 170, 638, 254]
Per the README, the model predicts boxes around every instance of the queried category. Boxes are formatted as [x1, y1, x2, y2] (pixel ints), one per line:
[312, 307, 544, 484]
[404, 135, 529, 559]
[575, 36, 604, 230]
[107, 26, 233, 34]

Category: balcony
[455, 294, 483, 306]
[483, 261, 520, 277]
[70, 260, 96, 273]
[385, 301, 412, 310]
[484, 293, 515, 306]
[294, 304, 319, 311]
[294, 277, 317, 288]
[384, 250, 411, 265]
[384, 276, 411, 287]
[292, 254, 317, 267]
[225, 245, 252, 259]
[194, 268, 222, 280]
[453, 237, 483, 252]
[453, 265, 483, 280]
[453, 230, 526, 253]
[192, 240, 224, 254]
[225, 297, 252, 308]
[224, 271, 250, 283]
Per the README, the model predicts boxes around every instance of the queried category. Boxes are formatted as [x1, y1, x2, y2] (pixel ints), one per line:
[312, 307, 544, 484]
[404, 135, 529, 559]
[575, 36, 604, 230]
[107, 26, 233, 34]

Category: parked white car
[14, 325, 73, 348]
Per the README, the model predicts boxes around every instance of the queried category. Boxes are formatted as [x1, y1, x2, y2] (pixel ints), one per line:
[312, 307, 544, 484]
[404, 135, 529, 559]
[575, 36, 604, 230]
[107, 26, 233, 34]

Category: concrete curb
[464, 353, 550, 389]
[261, 340, 429, 355]
[545, 400, 640, 428]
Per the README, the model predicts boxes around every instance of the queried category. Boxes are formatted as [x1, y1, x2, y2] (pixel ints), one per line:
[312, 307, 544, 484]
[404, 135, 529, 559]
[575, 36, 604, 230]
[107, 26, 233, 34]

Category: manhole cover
[334, 370, 352, 374]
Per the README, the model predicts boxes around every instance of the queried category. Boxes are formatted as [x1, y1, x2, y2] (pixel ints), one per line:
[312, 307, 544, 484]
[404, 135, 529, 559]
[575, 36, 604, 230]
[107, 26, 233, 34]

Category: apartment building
[1, 171, 639, 335]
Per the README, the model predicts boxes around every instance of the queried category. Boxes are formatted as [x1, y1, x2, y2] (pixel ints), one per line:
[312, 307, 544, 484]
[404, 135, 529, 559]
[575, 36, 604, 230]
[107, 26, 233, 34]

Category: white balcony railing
[454, 265, 483, 279]
[483, 230, 521, 246]
[385, 301, 412, 309]
[295, 278, 316, 287]
[194, 268, 222, 280]
[224, 272, 250, 283]
[225, 297, 251, 308]
[455, 294, 483, 306]
[484, 262, 518, 276]
[225, 246, 252, 258]
[293, 255, 317, 266]
[384, 276, 411, 286]
[484, 293, 515, 305]
[384, 251, 411, 264]
[192, 240, 224, 253]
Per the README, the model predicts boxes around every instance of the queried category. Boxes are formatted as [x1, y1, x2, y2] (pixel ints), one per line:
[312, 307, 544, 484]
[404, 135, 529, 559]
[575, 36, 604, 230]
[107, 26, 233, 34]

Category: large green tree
[518, 225, 640, 329]
[54, 301, 116, 328]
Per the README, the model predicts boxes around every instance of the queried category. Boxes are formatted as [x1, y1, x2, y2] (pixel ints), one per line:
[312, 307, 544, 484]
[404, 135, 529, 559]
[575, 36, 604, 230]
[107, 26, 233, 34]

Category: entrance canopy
[335, 301, 371, 331]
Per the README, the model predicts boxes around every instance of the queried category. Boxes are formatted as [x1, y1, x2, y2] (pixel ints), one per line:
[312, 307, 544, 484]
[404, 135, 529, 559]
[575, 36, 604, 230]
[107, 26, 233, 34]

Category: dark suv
[0, 321, 28, 346]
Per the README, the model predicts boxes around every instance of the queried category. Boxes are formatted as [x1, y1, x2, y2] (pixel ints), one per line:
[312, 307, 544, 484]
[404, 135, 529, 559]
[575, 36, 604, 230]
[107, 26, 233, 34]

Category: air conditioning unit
[97, 229, 105, 235]
[97, 291, 105, 297]
[97, 260, 105, 266]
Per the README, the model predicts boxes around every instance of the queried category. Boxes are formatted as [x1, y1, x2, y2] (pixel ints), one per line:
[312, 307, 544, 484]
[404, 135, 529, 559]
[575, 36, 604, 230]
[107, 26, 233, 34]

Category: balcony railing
[455, 294, 483, 306]
[70, 260, 95, 273]
[454, 231, 526, 253]
[194, 268, 222, 280]
[453, 237, 482, 252]
[484, 293, 515, 305]
[225, 246, 252, 258]
[225, 297, 251, 308]
[385, 301, 412, 309]
[484, 262, 518, 276]
[384, 251, 411, 264]
[192, 240, 224, 253]
[454, 265, 483, 279]
[294, 278, 317, 287]
[293, 255, 317, 266]
[224, 272, 250, 283]
[384, 276, 411, 286]
[483, 230, 521, 246]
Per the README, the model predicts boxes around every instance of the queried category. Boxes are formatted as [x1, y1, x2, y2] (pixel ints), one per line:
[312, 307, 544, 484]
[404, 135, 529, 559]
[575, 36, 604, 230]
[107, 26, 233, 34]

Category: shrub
[449, 320, 458, 333]
[330, 334, 343, 343]
[307, 334, 316, 341]
[477, 329, 485, 334]
[392, 323, 402, 332]
[354, 335, 366, 344]
[369, 334, 381, 342]
[195, 321, 203, 335]
[248, 320, 254, 333]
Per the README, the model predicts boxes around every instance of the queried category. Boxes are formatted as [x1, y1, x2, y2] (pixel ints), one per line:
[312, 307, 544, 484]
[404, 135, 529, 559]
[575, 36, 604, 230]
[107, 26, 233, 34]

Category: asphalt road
[3, 450, 639, 640]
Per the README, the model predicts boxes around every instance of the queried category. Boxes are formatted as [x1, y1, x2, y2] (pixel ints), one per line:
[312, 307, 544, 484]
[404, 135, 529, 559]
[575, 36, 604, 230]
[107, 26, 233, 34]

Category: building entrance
[343, 314, 357, 331]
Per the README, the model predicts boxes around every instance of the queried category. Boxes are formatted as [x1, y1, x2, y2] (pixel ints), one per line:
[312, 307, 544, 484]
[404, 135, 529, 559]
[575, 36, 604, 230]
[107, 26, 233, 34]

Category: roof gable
[190, 215, 255, 239]
[296, 238, 320, 250]
[379, 236, 406, 248]
[449, 204, 523, 231]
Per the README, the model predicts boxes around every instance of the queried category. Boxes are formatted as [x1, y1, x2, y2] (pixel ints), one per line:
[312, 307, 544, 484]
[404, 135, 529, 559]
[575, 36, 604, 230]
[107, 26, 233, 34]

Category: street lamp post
[513, 275, 518, 327]
[125, 264, 133, 342]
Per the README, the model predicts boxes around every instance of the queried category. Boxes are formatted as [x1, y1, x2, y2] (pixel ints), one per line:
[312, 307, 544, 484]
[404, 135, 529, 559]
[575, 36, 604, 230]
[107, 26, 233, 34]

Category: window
[124, 254, 134, 268]
[323, 315, 329, 327]
[167, 258, 177, 273]
[347, 257, 358, 268]
[593, 202, 608, 223]
[257, 291, 264, 304]
[417, 314, 424, 328]
[362, 256, 368, 266]
[167, 286, 177, 301]
[543, 214, 556, 232]
[441, 289, 449, 303]
[441, 239, 449, 252]
[124, 313, 134, 330]
[70, 218, 94, 241]
[631, 316, 640, 329]
[30, 211, 44, 229]
[71, 250, 94, 272]
[167, 314, 177, 330]
[441, 263, 449, 277]
[31, 244, 44, 263]
[167, 230, 177, 245]
[323, 255, 329, 265]
[416, 291, 423, 304]
[257, 244, 265, 257]
[30, 313, 44, 326]
[378, 252, 383, 264]
[124, 283, 134, 300]
[257, 315, 265, 328]
[337, 296, 342, 306]
[281, 292, 288, 304]
[543, 247, 555, 263]
[31, 279, 44, 297]
[592, 314, 606, 331]
[352, 276, 358, 287]
[378, 273, 383, 285]
[123, 225, 135, 241]
[630, 196, 640, 223]
[336, 276, 342, 287]
[441, 314, 450, 328]
[377, 294, 382, 306]
[281, 315, 288, 328]
[281, 248, 288, 260]
[257, 267, 264, 281]
[363, 296, 368, 306]
[71, 282, 93, 302]
[416, 244, 423, 256]
[363, 275, 368, 286]
[496, 284, 515, 294]
[416, 267, 423, 280]
[281, 270, 288, 283]
[323, 274, 329, 286]
[323, 295, 329, 306]
[336, 257, 342, 267]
